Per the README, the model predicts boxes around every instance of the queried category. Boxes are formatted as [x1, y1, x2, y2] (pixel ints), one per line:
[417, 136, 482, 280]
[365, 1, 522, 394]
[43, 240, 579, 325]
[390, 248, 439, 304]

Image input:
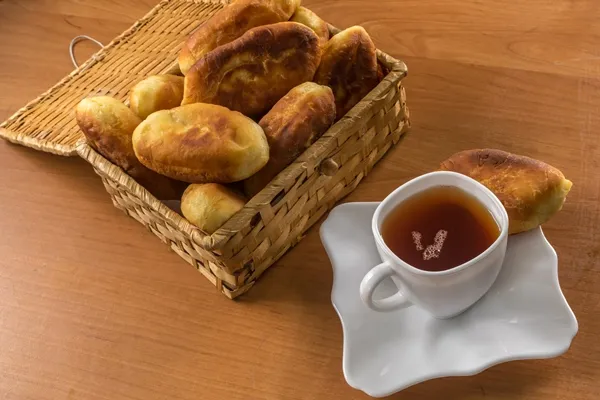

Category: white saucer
[320, 202, 578, 398]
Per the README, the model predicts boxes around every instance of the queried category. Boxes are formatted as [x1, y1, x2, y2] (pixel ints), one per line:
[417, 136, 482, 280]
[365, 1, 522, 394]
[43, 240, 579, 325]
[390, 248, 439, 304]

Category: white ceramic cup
[359, 171, 509, 319]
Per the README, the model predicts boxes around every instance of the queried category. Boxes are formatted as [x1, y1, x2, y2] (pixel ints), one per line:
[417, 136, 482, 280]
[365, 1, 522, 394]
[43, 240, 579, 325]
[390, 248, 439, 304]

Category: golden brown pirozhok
[315, 26, 379, 120]
[129, 75, 184, 119]
[75, 96, 185, 199]
[182, 22, 322, 118]
[290, 6, 329, 46]
[181, 184, 246, 234]
[244, 82, 336, 197]
[440, 149, 572, 234]
[132, 103, 269, 183]
[178, 0, 301, 74]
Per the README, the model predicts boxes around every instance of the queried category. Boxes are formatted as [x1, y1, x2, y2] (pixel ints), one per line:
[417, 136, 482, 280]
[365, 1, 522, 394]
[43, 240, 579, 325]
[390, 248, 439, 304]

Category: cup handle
[360, 261, 412, 312]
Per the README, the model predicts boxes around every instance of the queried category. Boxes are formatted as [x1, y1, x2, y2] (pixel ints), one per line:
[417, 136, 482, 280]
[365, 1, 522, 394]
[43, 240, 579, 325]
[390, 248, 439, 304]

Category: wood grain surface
[1, 0, 599, 398]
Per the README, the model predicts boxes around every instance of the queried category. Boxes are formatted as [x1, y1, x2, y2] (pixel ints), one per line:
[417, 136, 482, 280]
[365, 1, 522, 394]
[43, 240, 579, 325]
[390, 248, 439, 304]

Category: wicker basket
[0, 0, 410, 298]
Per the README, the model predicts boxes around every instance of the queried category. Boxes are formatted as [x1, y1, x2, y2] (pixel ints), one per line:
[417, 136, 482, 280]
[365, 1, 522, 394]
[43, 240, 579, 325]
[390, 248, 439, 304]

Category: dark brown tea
[381, 186, 500, 272]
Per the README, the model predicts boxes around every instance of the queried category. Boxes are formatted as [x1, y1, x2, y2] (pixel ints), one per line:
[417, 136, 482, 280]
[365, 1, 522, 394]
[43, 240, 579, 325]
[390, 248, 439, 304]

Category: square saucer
[320, 202, 578, 398]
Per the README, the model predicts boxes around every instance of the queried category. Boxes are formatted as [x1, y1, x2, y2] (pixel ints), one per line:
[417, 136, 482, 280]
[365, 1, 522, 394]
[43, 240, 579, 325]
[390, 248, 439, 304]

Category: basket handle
[319, 158, 339, 176]
[69, 35, 104, 68]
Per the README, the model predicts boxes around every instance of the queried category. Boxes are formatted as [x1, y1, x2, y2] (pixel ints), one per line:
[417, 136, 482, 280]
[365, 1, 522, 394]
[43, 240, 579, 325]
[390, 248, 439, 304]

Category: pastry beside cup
[440, 149, 572, 234]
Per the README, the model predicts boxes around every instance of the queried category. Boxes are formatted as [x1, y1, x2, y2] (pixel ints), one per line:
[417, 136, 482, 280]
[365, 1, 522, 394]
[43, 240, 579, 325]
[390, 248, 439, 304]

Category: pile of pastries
[75, 0, 385, 234]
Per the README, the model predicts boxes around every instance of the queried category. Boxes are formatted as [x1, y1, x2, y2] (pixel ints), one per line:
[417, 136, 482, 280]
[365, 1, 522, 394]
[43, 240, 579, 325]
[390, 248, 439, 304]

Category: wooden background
[1, 0, 599, 398]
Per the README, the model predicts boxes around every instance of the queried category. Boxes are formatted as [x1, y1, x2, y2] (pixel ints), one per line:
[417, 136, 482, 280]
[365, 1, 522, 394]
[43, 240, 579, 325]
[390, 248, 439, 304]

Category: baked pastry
[182, 22, 321, 118]
[75, 96, 184, 199]
[181, 183, 246, 234]
[178, 0, 301, 75]
[129, 75, 184, 119]
[439, 149, 573, 234]
[244, 82, 335, 197]
[290, 6, 329, 46]
[314, 26, 379, 120]
[132, 103, 269, 183]
[76, 96, 141, 170]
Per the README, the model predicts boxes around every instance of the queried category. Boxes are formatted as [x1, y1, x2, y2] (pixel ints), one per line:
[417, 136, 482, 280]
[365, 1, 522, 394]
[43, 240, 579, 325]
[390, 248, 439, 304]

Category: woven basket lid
[0, 0, 225, 156]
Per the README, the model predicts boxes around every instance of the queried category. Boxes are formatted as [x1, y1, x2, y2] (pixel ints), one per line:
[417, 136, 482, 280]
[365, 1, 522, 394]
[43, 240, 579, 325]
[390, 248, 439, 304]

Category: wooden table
[1, 0, 598, 398]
